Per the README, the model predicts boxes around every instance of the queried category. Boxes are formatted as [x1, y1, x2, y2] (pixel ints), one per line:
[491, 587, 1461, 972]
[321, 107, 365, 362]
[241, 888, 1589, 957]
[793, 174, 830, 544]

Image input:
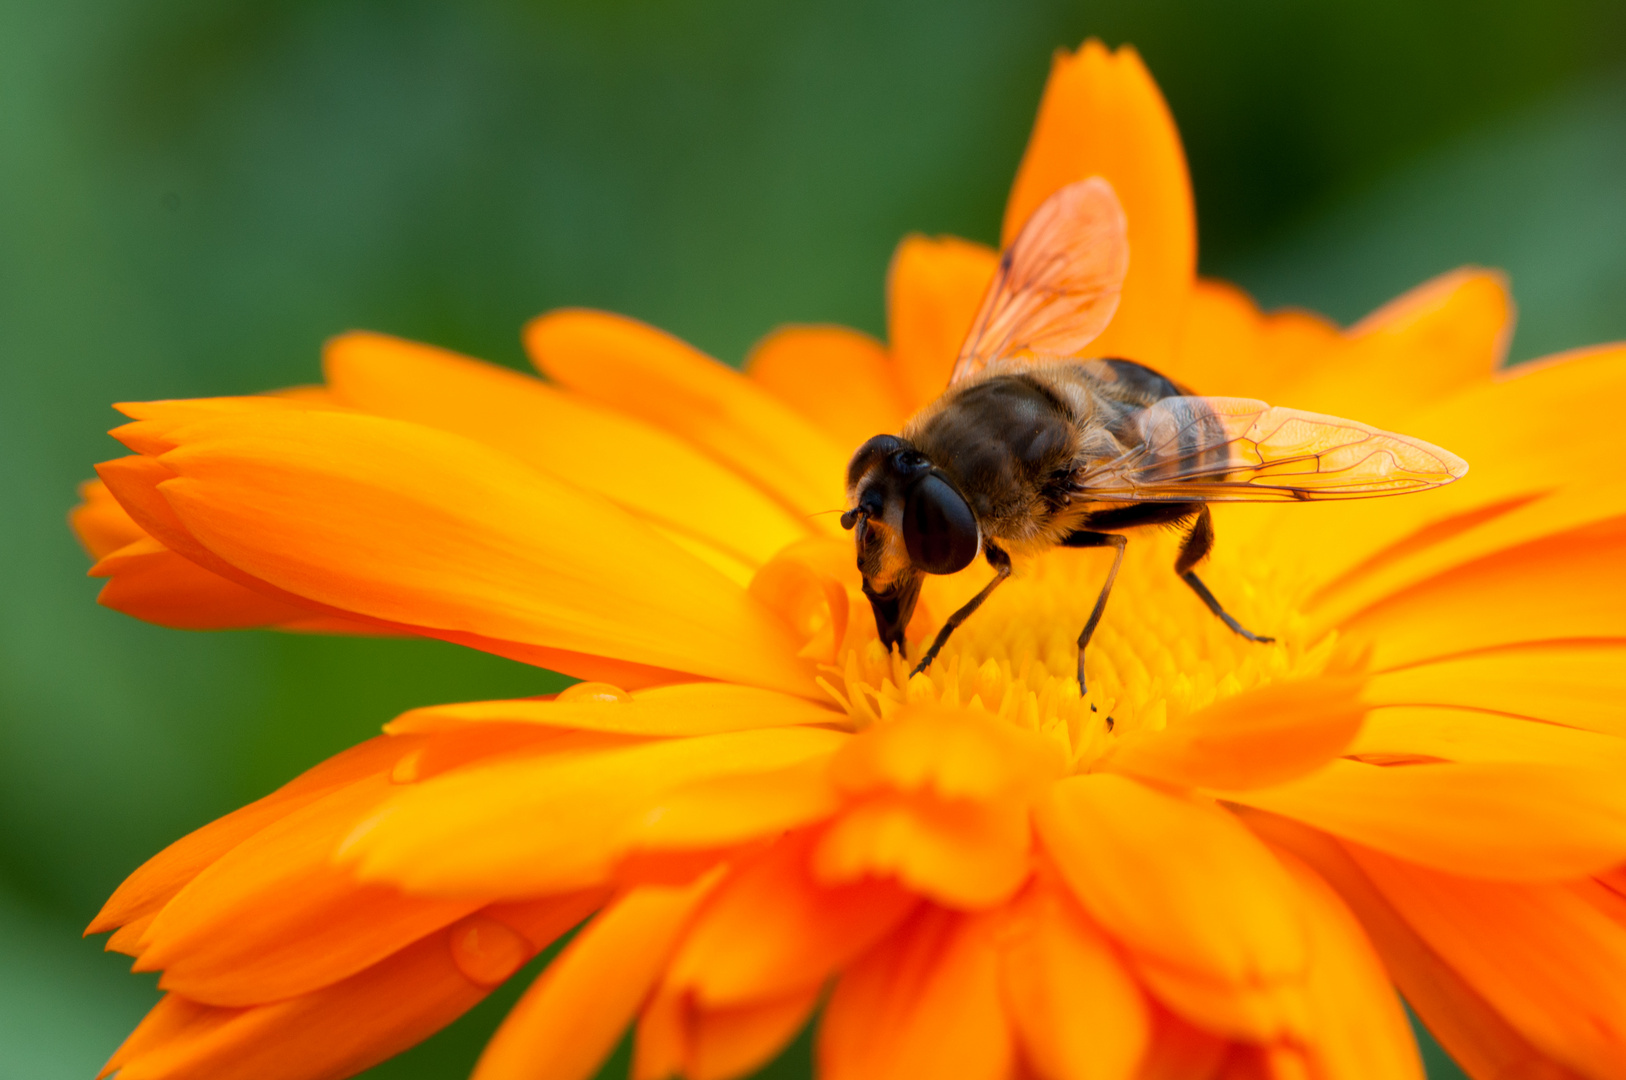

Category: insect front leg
[1176, 506, 1274, 643]
[910, 544, 1012, 677]
[1058, 529, 1128, 695]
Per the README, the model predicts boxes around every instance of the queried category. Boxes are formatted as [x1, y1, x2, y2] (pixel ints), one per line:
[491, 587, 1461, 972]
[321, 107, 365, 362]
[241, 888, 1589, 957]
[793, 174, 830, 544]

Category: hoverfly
[842, 177, 1468, 691]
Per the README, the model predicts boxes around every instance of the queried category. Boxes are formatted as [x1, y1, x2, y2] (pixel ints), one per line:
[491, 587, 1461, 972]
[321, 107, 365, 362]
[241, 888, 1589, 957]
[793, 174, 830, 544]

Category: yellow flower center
[822, 527, 1344, 773]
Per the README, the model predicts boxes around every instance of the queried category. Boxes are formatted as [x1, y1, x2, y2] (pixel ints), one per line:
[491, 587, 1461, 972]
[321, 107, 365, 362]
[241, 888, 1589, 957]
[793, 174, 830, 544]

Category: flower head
[79, 39, 1626, 1080]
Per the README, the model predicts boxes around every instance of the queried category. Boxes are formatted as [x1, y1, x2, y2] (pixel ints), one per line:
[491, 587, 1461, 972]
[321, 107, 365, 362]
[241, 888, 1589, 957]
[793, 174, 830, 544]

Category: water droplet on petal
[558, 681, 632, 705]
[449, 914, 531, 987]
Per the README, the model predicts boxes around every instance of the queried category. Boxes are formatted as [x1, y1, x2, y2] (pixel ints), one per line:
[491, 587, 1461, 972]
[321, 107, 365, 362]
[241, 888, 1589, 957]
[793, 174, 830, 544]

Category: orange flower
[78, 39, 1626, 1080]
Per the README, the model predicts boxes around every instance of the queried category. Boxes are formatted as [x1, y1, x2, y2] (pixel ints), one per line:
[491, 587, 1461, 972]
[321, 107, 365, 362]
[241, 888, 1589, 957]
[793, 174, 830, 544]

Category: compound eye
[902, 473, 979, 575]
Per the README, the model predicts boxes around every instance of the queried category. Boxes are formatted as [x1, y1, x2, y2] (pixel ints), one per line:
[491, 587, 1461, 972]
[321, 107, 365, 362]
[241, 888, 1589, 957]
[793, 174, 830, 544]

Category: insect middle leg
[1058, 529, 1128, 694]
[1176, 506, 1274, 643]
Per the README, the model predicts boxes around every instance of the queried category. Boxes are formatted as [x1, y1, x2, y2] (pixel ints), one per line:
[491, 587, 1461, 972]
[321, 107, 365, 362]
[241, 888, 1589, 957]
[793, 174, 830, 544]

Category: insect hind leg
[1176, 507, 1275, 643]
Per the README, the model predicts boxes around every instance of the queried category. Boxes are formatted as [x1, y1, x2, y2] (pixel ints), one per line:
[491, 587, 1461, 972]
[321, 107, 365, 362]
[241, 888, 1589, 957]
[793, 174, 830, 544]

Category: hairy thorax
[903, 360, 1148, 555]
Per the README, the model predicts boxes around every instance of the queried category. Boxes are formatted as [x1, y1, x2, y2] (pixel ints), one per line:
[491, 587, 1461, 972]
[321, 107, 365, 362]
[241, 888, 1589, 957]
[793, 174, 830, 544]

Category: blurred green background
[3, 1, 1624, 1077]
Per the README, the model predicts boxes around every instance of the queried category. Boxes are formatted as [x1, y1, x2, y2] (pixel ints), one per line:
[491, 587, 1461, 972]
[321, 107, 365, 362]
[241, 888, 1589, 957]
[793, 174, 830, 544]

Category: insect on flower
[843, 176, 1469, 689]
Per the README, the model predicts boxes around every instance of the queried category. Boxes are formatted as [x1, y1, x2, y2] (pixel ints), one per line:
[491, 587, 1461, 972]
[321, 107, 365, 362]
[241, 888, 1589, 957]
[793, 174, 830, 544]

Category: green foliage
[1, 1, 1621, 1076]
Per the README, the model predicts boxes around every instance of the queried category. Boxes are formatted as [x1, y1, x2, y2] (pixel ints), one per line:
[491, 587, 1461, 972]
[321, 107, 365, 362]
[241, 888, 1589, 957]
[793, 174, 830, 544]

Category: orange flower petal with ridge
[1349, 706, 1626, 767]
[1341, 517, 1626, 671]
[1036, 774, 1310, 1042]
[634, 983, 820, 1080]
[1243, 811, 1587, 1080]
[999, 878, 1150, 1080]
[1255, 344, 1626, 610]
[71, 478, 147, 558]
[88, 734, 424, 936]
[106, 895, 595, 1080]
[324, 331, 808, 568]
[1365, 643, 1626, 738]
[629, 759, 843, 853]
[1105, 677, 1366, 791]
[90, 536, 356, 631]
[388, 682, 845, 737]
[1226, 758, 1626, 881]
[1350, 844, 1626, 1078]
[137, 774, 481, 1006]
[525, 309, 849, 524]
[820, 906, 1014, 1080]
[745, 325, 906, 452]
[886, 235, 1000, 411]
[813, 792, 1033, 909]
[474, 875, 721, 1080]
[1003, 40, 1195, 371]
[345, 727, 847, 897]
[828, 704, 1065, 802]
[662, 831, 918, 1007]
[1132, 1007, 1230, 1080]
[1270, 850, 1424, 1080]
[140, 406, 814, 694]
[96, 450, 665, 680]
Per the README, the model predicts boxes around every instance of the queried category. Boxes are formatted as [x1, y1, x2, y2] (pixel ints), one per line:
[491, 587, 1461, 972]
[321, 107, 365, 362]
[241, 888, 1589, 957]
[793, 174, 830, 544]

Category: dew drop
[558, 681, 632, 705]
[449, 914, 531, 987]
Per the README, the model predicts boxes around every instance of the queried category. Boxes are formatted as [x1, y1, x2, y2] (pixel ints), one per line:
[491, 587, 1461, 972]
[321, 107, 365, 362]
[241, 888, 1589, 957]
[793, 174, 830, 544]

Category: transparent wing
[948, 177, 1129, 386]
[1075, 396, 1470, 502]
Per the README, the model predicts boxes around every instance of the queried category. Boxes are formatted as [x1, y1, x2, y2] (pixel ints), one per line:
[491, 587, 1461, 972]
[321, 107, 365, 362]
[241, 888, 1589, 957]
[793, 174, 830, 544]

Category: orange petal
[1132, 1007, 1229, 1080]
[635, 982, 819, 1080]
[1342, 517, 1626, 671]
[1035, 774, 1309, 1041]
[95, 450, 662, 677]
[1269, 850, 1424, 1080]
[747, 535, 859, 665]
[1285, 268, 1511, 427]
[1003, 40, 1195, 370]
[662, 831, 917, 1007]
[71, 478, 148, 558]
[886, 235, 1000, 411]
[473, 874, 721, 1080]
[1168, 280, 1339, 399]
[828, 704, 1066, 802]
[819, 906, 1014, 1080]
[344, 727, 848, 897]
[744, 325, 907, 451]
[680, 989, 818, 1080]
[629, 759, 843, 853]
[1242, 810, 1587, 1080]
[999, 878, 1149, 1080]
[525, 309, 849, 523]
[813, 792, 1032, 909]
[1366, 643, 1626, 738]
[89, 735, 423, 935]
[1351, 844, 1626, 1078]
[1266, 345, 1626, 613]
[388, 682, 845, 737]
[90, 536, 349, 631]
[1104, 677, 1365, 791]
[107, 897, 591, 1080]
[1348, 706, 1626, 768]
[141, 405, 814, 694]
[325, 331, 808, 569]
[138, 773, 481, 1006]
[1225, 758, 1626, 881]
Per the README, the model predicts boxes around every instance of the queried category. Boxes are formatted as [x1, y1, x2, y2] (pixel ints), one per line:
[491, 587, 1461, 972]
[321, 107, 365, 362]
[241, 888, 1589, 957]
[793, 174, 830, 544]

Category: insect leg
[1176, 507, 1274, 643]
[1060, 529, 1128, 694]
[910, 545, 1012, 677]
